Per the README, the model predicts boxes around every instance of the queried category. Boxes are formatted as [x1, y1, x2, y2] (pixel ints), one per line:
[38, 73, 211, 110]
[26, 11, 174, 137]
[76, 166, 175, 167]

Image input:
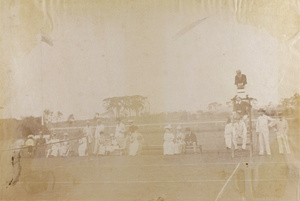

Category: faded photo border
[1, 0, 300, 200]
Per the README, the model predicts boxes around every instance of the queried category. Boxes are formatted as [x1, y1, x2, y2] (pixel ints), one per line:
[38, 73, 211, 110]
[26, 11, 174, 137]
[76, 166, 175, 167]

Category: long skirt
[174, 142, 184, 154]
[163, 141, 174, 155]
[129, 141, 139, 156]
[78, 144, 87, 156]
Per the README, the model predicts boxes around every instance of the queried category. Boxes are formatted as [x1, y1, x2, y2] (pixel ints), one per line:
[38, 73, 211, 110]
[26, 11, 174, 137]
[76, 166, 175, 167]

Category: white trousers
[277, 136, 291, 154]
[224, 135, 232, 149]
[258, 131, 271, 155]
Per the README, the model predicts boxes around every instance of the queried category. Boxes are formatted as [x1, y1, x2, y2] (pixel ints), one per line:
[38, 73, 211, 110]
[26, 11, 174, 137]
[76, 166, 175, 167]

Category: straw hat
[164, 125, 172, 129]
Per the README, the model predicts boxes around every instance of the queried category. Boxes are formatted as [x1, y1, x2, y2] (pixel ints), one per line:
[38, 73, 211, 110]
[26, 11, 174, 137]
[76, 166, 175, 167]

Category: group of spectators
[78, 119, 144, 156]
[11, 131, 71, 158]
[163, 125, 198, 155]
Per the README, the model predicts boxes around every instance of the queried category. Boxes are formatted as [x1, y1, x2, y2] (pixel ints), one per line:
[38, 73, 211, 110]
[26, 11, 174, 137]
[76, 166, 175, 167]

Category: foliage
[103, 95, 148, 118]
[20, 116, 50, 137]
[43, 109, 64, 123]
[279, 93, 300, 115]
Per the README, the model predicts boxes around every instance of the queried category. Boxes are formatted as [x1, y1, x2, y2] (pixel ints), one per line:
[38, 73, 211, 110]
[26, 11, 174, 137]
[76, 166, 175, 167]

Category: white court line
[14, 178, 299, 185]
[215, 161, 241, 201]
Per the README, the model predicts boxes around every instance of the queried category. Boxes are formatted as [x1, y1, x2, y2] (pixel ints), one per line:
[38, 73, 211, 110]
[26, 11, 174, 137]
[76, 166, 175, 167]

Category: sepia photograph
[1, 0, 300, 200]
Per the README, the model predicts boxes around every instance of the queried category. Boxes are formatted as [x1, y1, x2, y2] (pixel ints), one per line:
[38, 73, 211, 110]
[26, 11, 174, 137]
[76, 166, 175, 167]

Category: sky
[1, 0, 299, 120]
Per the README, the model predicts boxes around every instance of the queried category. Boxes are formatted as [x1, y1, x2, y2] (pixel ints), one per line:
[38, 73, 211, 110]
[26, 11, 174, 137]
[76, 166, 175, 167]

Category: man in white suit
[256, 108, 275, 155]
[275, 113, 291, 154]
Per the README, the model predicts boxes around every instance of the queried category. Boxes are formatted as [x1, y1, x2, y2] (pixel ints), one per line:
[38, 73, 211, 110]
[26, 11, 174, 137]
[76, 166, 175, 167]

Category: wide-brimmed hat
[63, 133, 68, 136]
[28, 135, 34, 138]
[164, 125, 172, 129]
[176, 125, 182, 130]
[258, 108, 265, 112]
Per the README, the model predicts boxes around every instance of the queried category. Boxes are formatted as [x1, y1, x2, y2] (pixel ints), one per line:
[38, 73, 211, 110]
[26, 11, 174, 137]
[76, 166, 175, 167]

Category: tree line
[103, 95, 148, 118]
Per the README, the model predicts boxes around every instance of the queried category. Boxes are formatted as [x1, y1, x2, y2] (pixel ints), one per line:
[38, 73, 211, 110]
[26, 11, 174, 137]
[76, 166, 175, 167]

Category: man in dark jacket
[235, 70, 247, 89]
[233, 96, 251, 118]
[185, 128, 197, 154]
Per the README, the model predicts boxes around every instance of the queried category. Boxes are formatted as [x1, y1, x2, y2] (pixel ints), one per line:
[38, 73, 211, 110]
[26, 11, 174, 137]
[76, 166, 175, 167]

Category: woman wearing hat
[128, 126, 143, 156]
[93, 120, 105, 155]
[83, 121, 93, 156]
[59, 133, 70, 157]
[35, 131, 46, 158]
[174, 125, 185, 154]
[163, 125, 175, 155]
[94, 131, 106, 156]
[115, 118, 126, 155]
[47, 133, 60, 158]
[256, 108, 275, 155]
[25, 135, 36, 157]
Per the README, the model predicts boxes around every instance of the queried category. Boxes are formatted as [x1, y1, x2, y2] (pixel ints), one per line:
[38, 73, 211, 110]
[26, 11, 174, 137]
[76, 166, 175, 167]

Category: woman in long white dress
[128, 126, 141, 156]
[47, 133, 60, 158]
[95, 132, 106, 156]
[78, 134, 88, 156]
[60, 133, 70, 157]
[174, 125, 185, 154]
[163, 125, 175, 155]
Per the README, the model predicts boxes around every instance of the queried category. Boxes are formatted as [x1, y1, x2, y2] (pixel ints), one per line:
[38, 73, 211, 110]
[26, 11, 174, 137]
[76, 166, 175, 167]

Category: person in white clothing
[93, 120, 105, 155]
[232, 116, 247, 151]
[115, 118, 126, 155]
[128, 126, 142, 156]
[47, 133, 60, 158]
[163, 125, 175, 155]
[174, 125, 185, 154]
[256, 108, 275, 155]
[275, 113, 291, 154]
[59, 133, 70, 157]
[83, 121, 93, 156]
[25, 135, 35, 157]
[78, 133, 88, 156]
[224, 118, 234, 151]
[106, 134, 119, 155]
